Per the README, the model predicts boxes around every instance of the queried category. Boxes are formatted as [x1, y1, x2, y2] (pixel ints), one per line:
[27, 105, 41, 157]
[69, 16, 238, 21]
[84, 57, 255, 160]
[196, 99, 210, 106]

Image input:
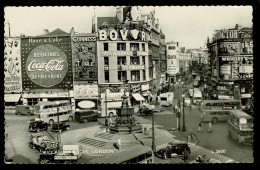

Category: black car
[157, 141, 191, 159]
[75, 110, 98, 123]
[28, 120, 48, 132]
[51, 122, 70, 132]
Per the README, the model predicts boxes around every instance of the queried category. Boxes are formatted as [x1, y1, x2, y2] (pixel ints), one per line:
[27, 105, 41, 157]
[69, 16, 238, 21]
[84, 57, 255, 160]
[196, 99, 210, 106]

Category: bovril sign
[99, 29, 151, 42]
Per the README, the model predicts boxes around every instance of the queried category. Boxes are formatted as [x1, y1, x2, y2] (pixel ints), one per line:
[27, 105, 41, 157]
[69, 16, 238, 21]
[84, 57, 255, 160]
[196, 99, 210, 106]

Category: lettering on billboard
[213, 29, 238, 40]
[72, 37, 97, 81]
[4, 38, 22, 92]
[74, 84, 98, 98]
[99, 29, 150, 42]
[78, 100, 96, 109]
[25, 44, 68, 87]
[167, 58, 178, 75]
[101, 51, 132, 56]
[240, 41, 253, 54]
[218, 42, 240, 54]
[21, 36, 73, 89]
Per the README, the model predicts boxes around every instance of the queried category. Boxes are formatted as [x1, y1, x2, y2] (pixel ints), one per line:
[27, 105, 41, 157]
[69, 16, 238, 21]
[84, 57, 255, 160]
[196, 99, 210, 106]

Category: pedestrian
[187, 131, 192, 144]
[208, 122, 212, 132]
[118, 137, 121, 150]
[197, 122, 203, 132]
[200, 114, 204, 122]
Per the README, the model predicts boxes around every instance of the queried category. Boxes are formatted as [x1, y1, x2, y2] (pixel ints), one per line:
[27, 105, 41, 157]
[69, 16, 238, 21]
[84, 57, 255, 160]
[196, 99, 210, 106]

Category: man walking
[208, 122, 212, 132]
[197, 122, 203, 132]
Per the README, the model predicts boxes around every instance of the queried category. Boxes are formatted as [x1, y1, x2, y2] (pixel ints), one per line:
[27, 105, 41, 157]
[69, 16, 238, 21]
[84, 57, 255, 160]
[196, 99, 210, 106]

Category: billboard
[218, 42, 240, 55]
[4, 37, 22, 93]
[21, 36, 73, 90]
[74, 83, 98, 98]
[72, 35, 97, 81]
[167, 55, 179, 75]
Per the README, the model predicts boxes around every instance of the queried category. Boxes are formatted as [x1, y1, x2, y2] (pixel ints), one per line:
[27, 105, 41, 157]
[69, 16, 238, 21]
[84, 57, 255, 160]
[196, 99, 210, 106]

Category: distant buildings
[206, 24, 253, 111]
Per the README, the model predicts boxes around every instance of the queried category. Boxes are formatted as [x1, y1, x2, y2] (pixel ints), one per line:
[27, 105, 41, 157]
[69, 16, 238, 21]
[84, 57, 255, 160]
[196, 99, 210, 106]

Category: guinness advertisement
[21, 36, 73, 89]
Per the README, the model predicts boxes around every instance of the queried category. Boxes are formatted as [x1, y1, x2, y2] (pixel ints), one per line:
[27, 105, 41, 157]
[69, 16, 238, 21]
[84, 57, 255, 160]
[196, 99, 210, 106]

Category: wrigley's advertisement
[21, 36, 73, 89]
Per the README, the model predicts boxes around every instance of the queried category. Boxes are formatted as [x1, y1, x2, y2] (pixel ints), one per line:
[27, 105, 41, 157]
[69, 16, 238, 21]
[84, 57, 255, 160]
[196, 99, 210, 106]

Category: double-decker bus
[34, 100, 73, 125]
[200, 100, 242, 123]
[228, 110, 253, 145]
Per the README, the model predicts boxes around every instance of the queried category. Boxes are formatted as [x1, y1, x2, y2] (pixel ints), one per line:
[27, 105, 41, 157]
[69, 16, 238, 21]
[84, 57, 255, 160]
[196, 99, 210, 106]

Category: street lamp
[182, 93, 186, 132]
[105, 90, 108, 126]
[55, 101, 61, 150]
[152, 110, 156, 153]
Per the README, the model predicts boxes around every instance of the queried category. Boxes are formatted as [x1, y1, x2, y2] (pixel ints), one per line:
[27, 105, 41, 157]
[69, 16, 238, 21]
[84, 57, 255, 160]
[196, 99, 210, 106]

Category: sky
[4, 6, 253, 49]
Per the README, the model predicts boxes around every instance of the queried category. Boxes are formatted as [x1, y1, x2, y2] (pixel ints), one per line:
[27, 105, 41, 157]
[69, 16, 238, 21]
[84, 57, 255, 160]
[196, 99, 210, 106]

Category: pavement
[53, 114, 237, 163]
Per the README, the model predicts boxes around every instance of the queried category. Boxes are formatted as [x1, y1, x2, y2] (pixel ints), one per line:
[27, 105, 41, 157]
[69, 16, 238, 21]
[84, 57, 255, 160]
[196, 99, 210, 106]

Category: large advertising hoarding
[21, 36, 73, 90]
[71, 35, 97, 81]
[74, 82, 98, 98]
[167, 55, 179, 75]
[4, 37, 22, 93]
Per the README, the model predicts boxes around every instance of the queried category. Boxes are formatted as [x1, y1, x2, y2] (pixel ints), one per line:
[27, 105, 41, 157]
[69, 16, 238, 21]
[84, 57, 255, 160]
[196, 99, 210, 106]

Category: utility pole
[182, 93, 186, 132]
[152, 111, 156, 153]
[105, 90, 108, 127]
[56, 101, 61, 150]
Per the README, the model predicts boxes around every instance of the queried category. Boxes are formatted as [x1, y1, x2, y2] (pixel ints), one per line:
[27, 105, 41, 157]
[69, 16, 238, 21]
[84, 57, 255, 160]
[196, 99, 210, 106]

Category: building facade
[207, 24, 253, 113]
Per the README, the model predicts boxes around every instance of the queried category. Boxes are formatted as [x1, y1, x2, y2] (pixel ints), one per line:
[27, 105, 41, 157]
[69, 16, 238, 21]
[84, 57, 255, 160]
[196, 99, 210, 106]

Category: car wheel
[49, 119, 54, 126]
[212, 117, 218, 124]
[29, 143, 33, 149]
[39, 147, 43, 152]
[162, 152, 168, 159]
[68, 116, 73, 122]
[37, 128, 40, 133]
[84, 118, 88, 123]
[67, 127, 70, 130]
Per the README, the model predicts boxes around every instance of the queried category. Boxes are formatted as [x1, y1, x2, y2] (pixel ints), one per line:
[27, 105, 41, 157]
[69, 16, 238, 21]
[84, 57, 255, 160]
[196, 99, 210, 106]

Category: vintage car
[51, 122, 70, 132]
[157, 141, 191, 159]
[28, 120, 48, 132]
[16, 105, 34, 115]
[74, 110, 98, 123]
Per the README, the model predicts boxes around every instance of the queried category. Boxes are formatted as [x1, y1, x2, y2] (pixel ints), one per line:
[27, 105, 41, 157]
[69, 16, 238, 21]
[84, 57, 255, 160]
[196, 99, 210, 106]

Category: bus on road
[34, 100, 73, 125]
[89, 145, 154, 164]
[200, 100, 242, 123]
[228, 110, 253, 145]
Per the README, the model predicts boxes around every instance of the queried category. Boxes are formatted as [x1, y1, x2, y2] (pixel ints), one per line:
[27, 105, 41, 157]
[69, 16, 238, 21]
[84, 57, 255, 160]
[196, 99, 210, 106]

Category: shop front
[74, 82, 99, 111]
[4, 93, 22, 108]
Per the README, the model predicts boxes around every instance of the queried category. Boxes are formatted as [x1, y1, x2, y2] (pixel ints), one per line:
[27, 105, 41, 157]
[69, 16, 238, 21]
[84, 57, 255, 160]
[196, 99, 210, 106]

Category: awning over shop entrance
[4, 94, 21, 102]
[132, 93, 145, 101]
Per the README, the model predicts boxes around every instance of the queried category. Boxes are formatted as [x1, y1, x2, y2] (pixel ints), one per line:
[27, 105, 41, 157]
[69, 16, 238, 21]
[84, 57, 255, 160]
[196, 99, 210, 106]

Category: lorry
[38, 145, 83, 164]
[193, 88, 203, 105]
[159, 92, 174, 107]
[28, 134, 59, 154]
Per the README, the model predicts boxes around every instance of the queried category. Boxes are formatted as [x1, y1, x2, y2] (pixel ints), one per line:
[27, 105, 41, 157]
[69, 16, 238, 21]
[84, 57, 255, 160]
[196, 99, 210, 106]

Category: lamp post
[55, 101, 61, 150]
[105, 90, 108, 126]
[152, 110, 156, 153]
[182, 93, 186, 132]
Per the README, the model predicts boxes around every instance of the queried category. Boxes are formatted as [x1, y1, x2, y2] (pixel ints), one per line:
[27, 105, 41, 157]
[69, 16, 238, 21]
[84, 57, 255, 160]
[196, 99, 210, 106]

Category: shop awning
[132, 93, 145, 101]
[4, 94, 21, 102]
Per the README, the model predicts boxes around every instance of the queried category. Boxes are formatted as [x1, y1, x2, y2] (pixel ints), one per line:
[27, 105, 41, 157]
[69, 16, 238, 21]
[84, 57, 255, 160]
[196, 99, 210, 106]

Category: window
[104, 57, 109, 66]
[143, 70, 146, 81]
[142, 56, 145, 65]
[130, 56, 140, 65]
[149, 67, 153, 79]
[168, 46, 175, 50]
[88, 47, 93, 52]
[105, 71, 109, 83]
[118, 71, 127, 82]
[130, 43, 139, 51]
[142, 43, 146, 51]
[104, 43, 108, 51]
[117, 56, 126, 65]
[117, 43, 126, 51]
[131, 71, 140, 81]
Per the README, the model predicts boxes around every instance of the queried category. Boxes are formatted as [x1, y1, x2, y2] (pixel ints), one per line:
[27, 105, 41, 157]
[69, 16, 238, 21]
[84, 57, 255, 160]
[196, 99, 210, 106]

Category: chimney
[43, 29, 49, 35]
[70, 27, 75, 35]
[116, 6, 123, 22]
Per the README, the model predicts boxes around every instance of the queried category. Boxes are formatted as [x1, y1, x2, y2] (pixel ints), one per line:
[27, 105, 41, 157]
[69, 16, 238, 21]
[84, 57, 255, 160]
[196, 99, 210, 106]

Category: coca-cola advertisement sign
[21, 36, 73, 89]
[26, 44, 68, 87]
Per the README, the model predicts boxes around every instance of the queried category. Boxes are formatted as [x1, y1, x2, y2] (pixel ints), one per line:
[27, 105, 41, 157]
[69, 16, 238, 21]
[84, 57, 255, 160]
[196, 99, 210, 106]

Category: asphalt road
[142, 85, 253, 163]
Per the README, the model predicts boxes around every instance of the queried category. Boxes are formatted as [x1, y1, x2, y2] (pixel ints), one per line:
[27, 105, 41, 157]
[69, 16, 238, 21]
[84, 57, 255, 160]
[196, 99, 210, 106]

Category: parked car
[74, 110, 98, 123]
[29, 134, 58, 153]
[157, 141, 191, 159]
[184, 98, 191, 107]
[15, 105, 34, 115]
[29, 120, 48, 132]
[138, 106, 153, 116]
[51, 122, 70, 132]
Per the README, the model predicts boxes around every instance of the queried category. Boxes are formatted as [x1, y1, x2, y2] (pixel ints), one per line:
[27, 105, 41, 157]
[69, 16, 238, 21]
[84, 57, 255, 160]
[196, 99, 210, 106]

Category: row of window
[47, 111, 70, 118]
[103, 43, 146, 51]
[105, 70, 146, 82]
[104, 56, 146, 66]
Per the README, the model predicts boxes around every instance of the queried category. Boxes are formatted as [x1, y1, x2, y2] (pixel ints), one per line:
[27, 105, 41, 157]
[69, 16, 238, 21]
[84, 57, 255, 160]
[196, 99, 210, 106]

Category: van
[159, 92, 174, 107]
[15, 105, 34, 115]
[74, 110, 98, 123]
